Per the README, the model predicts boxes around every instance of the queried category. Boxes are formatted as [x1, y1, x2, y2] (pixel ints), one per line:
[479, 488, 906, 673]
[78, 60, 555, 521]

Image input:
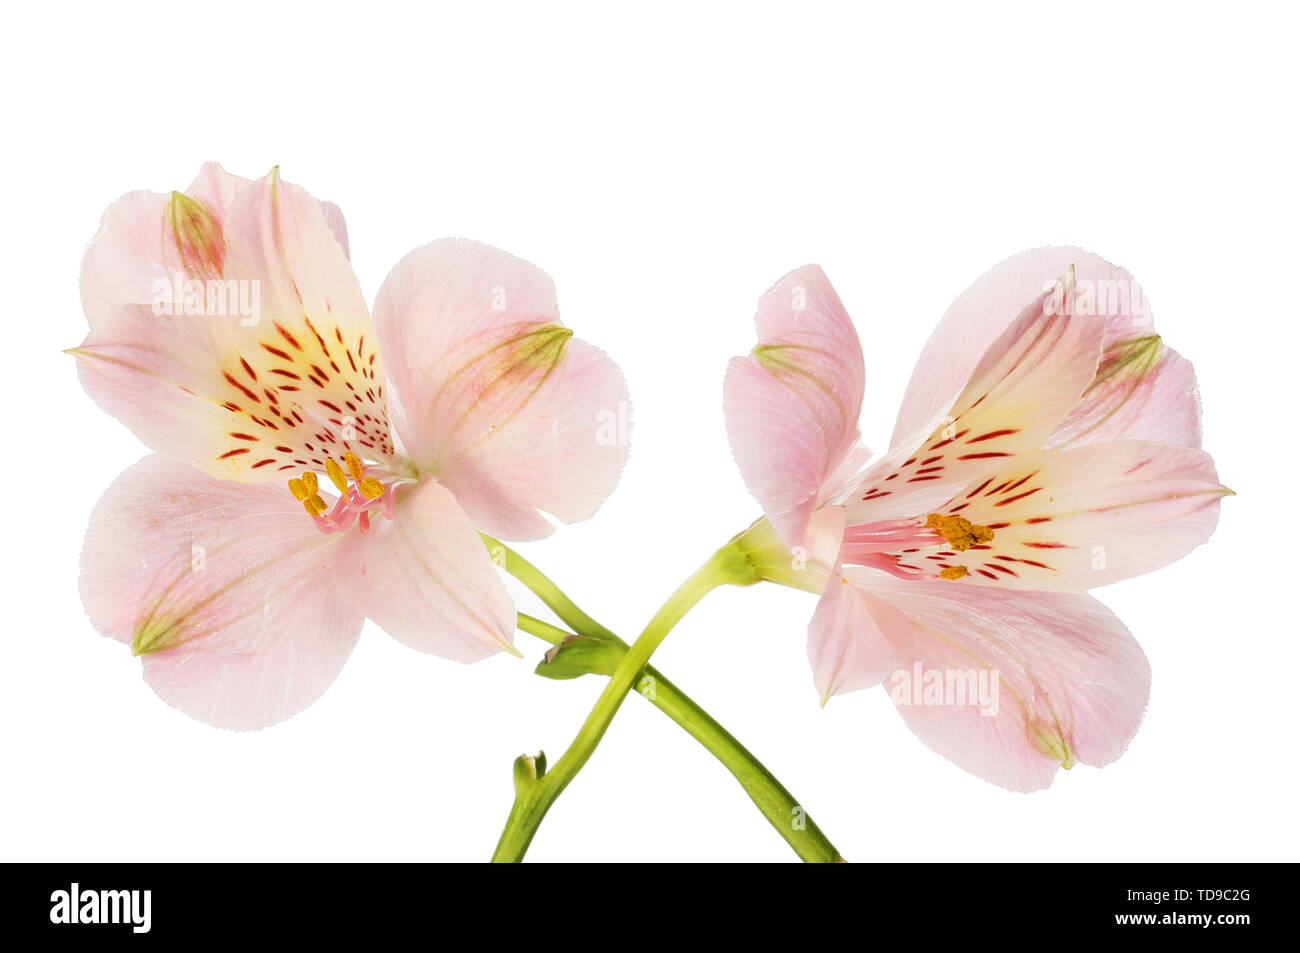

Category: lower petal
[861, 577, 1150, 792]
[808, 567, 905, 703]
[332, 478, 518, 662]
[80, 455, 362, 730]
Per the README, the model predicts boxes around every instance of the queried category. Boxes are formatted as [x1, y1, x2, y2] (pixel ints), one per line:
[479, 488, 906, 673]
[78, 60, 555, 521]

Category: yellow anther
[287, 477, 308, 501]
[325, 457, 349, 493]
[302, 494, 328, 518]
[302, 471, 318, 495]
[926, 513, 994, 552]
[344, 451, 365, 482]
[939, 565, 969, 581]
[359, 477, 385, 500]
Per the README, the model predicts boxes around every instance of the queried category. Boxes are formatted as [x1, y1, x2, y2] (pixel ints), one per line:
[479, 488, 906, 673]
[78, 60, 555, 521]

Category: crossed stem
[482, 535, 845, 863]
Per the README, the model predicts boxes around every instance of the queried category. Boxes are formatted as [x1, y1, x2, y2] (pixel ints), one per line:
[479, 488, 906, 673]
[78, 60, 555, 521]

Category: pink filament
[311, 481, 397, 535]
[841, 519, 939, 558]
[840, 518, 947, 580]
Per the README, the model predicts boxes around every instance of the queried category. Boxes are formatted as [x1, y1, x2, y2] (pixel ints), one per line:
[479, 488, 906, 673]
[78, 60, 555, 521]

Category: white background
[2, 2, 1295, 862]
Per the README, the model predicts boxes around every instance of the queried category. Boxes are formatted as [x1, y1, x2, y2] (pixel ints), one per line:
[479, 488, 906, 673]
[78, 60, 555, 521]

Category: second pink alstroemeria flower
[74, 164, 629, 730]
[724, 248, 1229, 792]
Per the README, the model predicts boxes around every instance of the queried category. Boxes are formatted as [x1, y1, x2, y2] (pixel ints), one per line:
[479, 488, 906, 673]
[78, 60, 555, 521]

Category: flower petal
[1045, 340, 1201, 450]
[891, 246, 1200, 451]
[74, 169, 395, 481]
[80, 455, 363, 730]
[186, 161, 351, 260]
[808, 567, 905, 703]
[724, 265, 866, 550]
[332, 477, 517, 662]
[79, 189, 174, 330]
[918, 440, 1228, 590]
[80, 164, 251, 330]
[371, 239, 629, 540]
[185, 162, 253, 227]
[843, 274, 1105, 524]
[320, 201, 351, 260]
[861, 577, 1150, 792]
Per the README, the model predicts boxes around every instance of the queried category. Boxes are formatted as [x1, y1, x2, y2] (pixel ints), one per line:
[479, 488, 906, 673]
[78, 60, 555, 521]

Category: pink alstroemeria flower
[724, 248, 1229, 791]
[73, 164, 629, 730]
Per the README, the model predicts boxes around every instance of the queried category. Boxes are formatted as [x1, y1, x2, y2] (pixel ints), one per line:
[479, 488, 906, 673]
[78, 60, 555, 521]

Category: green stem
[481, 533, 616, 640]
[517, 613, 843, 862]
[492, 544, 741, 861]
[492, 539, 832, 862]
[494, 537, 845, 861]
[496, 532, 845, 862]
[515, 612, 571, 646]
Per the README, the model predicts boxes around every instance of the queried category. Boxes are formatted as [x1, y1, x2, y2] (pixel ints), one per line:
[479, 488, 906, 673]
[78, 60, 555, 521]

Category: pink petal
[80, 164, 252, 330]
[185, 162, 253, 227]
[724, 265, 866, 550]
[371, 239, 630, 540]
[891, 247, 1200, 451]
[808, 567, 905, 703]
[1045, 341, 1201, 450]
[73, 313, 260, 470]
[80, 455, 363, 730]
[861, 577, 1151, 792]
[74, 169, 395, 481]
[79, 189, 172, 330]
[187, 162, 350, 259]
[332, 477, 518, 662]
[843, 276, 1105, 524]
[320, 201, 351, 260]
[924, 440, 1228, 591]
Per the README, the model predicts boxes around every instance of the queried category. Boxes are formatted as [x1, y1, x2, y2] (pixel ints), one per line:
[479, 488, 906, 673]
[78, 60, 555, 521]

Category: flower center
[288, 450, 398, 534]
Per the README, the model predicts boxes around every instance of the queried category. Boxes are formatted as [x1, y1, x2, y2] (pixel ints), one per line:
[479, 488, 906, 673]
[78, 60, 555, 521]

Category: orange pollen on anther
[939, 565, 969, 581]
[325, 457, 349, 493]
[344, 451, 365, 482]
[926, 512, 995, 552]
[287, 453, 394, 529]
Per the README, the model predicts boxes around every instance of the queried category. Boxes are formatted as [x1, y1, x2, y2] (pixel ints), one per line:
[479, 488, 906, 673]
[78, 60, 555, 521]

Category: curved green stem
[492, 539, 843, 862]
[481, 533, 616, 640]
[492, 543, 746, 861]
[492, 536, 845, 861]
[517, 613, 843, 862]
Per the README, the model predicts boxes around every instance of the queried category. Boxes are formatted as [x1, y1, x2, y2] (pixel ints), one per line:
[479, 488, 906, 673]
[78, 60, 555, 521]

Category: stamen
[926, 513, 994, 552]
[939, 565, 969, 580]
[325, 457, 349, 493]
[286, 451, 401, 535]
